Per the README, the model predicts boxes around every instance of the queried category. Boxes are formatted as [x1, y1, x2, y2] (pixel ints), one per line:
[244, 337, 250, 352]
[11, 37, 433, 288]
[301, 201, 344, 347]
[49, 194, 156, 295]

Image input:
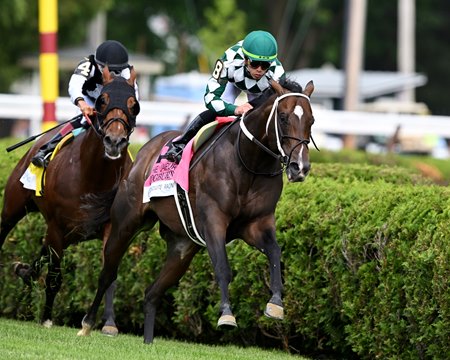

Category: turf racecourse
[0, 318, 309, 360]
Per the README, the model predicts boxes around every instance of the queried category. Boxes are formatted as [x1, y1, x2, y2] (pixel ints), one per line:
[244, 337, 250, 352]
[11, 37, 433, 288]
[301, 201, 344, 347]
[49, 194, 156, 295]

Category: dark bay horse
[78, 78, 315, 343]
[0, 66, 139, 334]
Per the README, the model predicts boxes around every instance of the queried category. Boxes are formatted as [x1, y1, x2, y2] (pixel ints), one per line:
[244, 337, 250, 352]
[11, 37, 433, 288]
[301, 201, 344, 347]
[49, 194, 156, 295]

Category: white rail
[1, 94, 450, 139]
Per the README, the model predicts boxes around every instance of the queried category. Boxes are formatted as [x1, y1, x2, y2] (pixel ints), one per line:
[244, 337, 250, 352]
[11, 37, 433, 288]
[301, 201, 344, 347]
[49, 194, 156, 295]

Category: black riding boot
[165, 110, 215, 162]
[31, 133, 64, 168]
[31, 116, 85, 168]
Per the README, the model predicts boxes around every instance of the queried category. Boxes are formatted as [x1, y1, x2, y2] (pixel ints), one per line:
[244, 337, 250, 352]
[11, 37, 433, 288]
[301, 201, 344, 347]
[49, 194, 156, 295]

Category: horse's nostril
[119, 138, 128, 148]
[289, 162, 299, 172]
[104, 136, 112, 146]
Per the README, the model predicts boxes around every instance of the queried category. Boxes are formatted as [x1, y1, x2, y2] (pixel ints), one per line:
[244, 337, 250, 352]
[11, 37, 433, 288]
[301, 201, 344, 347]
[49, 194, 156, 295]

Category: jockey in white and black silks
[31, 40, 139, 168]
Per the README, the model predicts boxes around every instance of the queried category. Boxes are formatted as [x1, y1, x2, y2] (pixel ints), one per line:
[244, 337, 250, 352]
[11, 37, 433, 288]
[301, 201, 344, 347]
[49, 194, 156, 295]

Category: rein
[238, 92, 318, 176]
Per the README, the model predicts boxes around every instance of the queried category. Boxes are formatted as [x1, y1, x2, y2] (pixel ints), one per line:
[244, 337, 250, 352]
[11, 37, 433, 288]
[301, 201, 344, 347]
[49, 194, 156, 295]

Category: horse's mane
[249, 77, 303, 111]
[278, 77, 303, 93]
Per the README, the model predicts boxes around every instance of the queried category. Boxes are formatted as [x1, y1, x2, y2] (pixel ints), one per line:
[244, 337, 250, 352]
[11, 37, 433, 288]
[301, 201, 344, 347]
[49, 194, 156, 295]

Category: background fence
[2, 94, 450, 150]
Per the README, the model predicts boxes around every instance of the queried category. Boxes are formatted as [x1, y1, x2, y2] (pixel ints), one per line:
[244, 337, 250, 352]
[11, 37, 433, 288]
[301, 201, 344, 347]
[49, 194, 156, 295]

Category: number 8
[212, 60, 224, 80]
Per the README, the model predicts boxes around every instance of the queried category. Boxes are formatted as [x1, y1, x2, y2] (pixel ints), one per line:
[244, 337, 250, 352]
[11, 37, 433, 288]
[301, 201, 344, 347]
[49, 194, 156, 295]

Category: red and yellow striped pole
[39, 0, 58, 130]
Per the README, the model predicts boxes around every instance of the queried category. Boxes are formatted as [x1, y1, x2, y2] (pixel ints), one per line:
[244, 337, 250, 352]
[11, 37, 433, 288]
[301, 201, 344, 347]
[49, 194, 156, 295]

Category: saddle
[21, 133, 75, 196]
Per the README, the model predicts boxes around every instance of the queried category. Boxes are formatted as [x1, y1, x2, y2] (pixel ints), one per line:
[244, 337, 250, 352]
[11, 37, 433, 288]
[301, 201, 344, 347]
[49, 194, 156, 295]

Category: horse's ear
[303, 80, 314, 97]
[128, 66, 137, 86]
[102, 65, 112, 83]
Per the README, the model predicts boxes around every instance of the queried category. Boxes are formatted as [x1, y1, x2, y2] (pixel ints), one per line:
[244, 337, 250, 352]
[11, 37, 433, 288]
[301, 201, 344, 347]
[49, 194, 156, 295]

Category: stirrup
[165, 143, 184, 163]
[31, 151, 51, 168]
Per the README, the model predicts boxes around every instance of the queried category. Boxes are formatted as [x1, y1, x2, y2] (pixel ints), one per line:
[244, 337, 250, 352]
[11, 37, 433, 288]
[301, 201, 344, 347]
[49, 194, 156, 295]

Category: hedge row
[1, 139, 449, 359]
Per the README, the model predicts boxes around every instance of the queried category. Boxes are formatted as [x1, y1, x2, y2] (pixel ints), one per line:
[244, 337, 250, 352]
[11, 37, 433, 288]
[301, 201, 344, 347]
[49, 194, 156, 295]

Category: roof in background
[288, 67, 428, 100]
[152, 67, 428, 103]
[20, 46, 164, 75]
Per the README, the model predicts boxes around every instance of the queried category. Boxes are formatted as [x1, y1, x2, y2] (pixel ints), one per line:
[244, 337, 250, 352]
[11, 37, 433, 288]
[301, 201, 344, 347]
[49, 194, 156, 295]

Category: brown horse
[78, 78, 315, 343]
[0, 66, 139, 334]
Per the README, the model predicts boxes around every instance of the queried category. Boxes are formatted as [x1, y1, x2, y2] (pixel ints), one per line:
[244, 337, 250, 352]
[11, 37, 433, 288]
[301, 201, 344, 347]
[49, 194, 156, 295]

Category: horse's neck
[233, 107, 281, 171]
[242, 106, 273, 146]
[80, 128, 103, 158]
[80, 129, 126, 175]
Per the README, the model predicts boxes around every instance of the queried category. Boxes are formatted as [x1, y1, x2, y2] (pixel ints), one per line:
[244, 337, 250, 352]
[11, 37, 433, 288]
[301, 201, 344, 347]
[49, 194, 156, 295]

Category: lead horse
[0, 66, 139, 334]
[79, 78, 315, 343]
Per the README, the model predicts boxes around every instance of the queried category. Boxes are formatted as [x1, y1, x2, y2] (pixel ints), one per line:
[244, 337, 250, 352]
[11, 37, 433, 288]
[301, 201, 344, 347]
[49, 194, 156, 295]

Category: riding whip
[6, 114, 83, 152]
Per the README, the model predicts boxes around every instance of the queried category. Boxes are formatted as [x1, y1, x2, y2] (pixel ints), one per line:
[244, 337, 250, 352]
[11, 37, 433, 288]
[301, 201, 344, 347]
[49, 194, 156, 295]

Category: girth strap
[174, 184, 206, 246]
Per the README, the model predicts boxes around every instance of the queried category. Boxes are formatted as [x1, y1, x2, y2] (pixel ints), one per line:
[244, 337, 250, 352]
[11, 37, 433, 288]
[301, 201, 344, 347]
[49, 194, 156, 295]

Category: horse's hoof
[217, 314, 237, 328]
[102, 325, 119, 337]
[77, 322, 92, 336]
[13, 262, 30, 277]
[42, 320, 53, 328]
[264, 302, 284, 320]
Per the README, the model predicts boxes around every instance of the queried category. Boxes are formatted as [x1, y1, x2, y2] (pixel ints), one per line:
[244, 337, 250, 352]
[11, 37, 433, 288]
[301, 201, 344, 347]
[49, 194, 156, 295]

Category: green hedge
[1, 138, 449, 359]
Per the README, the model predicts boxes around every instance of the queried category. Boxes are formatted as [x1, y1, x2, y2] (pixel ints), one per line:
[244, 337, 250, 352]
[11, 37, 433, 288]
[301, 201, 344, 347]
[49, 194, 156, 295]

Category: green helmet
[242, 30, 278, 61]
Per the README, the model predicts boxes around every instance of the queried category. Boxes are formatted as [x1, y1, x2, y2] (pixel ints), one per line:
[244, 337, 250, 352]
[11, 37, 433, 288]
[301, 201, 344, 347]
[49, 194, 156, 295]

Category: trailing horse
[78, 78, 315, 343]
[0, 66, 139, 334]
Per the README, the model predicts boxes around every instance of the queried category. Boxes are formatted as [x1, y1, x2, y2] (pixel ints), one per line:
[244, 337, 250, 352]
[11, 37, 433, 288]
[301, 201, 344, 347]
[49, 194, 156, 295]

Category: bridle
[92, 78, 139, 139]
[94, 111, 135, 139]
[238, 92, 318, 176]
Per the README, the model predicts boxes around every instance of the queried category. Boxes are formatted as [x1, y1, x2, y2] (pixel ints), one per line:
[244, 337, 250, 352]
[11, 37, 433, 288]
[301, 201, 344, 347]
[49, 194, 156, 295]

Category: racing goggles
[247, 58, 271, 71]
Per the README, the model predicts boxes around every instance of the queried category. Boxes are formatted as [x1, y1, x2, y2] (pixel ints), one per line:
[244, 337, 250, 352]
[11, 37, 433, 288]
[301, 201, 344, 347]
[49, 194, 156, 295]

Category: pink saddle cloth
[143, 117, 234, 203]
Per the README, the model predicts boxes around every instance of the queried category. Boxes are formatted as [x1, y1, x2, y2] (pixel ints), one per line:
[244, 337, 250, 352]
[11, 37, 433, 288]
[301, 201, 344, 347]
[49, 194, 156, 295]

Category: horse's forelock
[279, 77, 303, 93]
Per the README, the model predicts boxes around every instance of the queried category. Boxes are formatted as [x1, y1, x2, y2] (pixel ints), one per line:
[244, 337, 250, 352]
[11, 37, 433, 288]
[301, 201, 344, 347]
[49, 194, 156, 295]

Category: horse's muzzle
[286, 161, 310, 182]
[103, 135, 129, 159]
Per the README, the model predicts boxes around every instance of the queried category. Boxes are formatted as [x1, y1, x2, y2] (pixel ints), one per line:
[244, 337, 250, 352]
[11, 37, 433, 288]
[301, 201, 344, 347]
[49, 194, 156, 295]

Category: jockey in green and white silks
[166, 30, 286, 162]
[204, 37, 285, 117]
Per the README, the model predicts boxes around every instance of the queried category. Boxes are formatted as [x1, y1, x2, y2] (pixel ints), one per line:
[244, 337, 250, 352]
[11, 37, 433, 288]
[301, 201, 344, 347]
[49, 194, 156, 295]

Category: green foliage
[0, 1, 114, 92]
[198, 0, 247, 67]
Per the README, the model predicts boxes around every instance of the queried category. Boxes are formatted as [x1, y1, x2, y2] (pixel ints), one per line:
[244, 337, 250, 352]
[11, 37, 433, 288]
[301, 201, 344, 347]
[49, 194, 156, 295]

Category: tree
[198, 0, 247, 70]
[0, 0, 114, 92]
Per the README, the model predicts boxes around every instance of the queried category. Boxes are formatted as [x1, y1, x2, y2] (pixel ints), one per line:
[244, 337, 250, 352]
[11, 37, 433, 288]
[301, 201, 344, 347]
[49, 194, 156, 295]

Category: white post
[397, 0, 416, 102]
[343, 0, 367, 148]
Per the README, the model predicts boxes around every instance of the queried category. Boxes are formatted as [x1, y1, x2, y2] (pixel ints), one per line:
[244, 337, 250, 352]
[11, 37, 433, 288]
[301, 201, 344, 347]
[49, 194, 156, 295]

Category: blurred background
[1, 0, 449, 157]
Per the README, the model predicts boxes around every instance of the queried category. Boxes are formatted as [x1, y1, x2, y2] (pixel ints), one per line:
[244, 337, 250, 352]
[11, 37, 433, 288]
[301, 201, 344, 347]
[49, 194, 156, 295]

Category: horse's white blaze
[294, 105, 306, 171]
[294, 105, 304, 119]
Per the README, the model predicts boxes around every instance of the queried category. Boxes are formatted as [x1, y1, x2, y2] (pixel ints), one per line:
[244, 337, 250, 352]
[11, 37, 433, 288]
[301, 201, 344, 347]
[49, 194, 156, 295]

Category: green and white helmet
[242, 30, 278, 61]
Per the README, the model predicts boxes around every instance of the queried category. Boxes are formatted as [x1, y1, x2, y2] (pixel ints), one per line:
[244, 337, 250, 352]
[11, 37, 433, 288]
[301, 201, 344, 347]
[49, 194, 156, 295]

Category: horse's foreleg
[254, 226, 284, 320]
[79, 214, 145, 337]
[14, 244, 50, 286]
[78, 263, 119, 337]
[204, 229, 236, 328]
[143, 236, 199, 344]
[263, 235, 284, 320]
[99, 223, 119, 336]
[42, 247, 63, 327]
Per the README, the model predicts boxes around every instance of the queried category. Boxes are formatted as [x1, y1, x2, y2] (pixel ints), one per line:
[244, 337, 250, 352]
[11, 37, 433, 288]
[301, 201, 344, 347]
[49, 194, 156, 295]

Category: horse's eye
[279, 112, 288, 124]
[98, 96, 107, 105]
[128, 98, 140, 116]
[95, 95, 108, 112]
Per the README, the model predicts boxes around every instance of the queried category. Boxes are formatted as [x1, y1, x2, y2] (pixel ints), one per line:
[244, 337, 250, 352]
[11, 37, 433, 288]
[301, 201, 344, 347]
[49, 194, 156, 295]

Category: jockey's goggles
[247, 58, 271, 71]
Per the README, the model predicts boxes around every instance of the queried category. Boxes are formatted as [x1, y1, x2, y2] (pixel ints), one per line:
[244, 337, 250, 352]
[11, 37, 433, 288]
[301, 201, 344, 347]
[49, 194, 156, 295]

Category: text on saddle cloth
[142, 117, 234, 203]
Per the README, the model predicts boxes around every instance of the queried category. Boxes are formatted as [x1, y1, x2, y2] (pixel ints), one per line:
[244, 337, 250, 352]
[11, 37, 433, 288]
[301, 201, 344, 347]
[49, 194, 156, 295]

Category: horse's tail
[78, 188, 118, 238]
